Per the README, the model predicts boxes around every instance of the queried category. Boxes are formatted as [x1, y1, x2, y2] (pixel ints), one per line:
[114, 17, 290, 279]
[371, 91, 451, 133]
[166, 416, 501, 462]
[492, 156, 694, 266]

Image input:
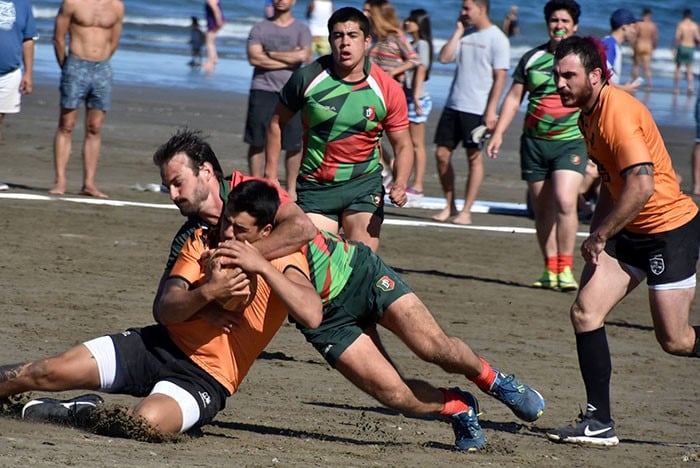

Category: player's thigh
[575, 251, 637, 329]
[550, 169, 584, 209]
[39, 344, 101, 389]
[334, 332, 406, 397]
[648, 287, 696, 343]
[307, 212, 339, 234]
[379, 293, 448, 356]
[342, 211, 381, 250]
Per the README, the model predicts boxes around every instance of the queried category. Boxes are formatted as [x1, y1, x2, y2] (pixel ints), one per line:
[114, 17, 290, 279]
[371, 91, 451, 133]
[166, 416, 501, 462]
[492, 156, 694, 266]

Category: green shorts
[676, 45, 694, 66]
[296, 171, 384, 223]
[297, 244, 412, 367]
[520, 135, 588, 182]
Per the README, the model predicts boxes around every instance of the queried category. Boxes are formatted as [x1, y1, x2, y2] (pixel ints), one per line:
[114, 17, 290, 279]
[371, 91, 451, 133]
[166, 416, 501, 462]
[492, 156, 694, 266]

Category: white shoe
[470, 125, 491, 145]
[0, 182, 9, 191]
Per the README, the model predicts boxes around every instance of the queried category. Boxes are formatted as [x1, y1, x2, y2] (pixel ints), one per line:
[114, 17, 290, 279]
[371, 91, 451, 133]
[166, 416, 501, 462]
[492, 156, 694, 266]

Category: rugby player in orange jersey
[547, 35, 700, 447]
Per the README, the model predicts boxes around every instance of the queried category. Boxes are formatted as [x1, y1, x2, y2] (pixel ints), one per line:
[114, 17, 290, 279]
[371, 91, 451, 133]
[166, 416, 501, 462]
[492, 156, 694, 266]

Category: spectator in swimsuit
[204, 0, 225, 72]
[632, 8, 657, 90]
[673, 8, 700, 94]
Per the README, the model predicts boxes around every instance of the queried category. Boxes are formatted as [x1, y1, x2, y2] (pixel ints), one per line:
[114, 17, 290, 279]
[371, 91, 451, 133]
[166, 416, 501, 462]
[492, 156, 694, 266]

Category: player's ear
[200, 162, 214, 179]
[261, 223, 273, 237]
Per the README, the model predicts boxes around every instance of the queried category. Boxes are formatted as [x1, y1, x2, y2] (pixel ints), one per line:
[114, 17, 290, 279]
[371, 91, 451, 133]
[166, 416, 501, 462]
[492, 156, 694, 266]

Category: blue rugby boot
[486, 370, 545, 422]
[449, 387, 486, 452]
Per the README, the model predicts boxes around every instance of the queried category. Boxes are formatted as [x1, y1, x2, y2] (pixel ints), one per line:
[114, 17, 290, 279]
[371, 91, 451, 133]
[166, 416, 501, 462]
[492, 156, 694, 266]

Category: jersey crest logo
[376, 275, 395, 292]
[570, 154, 582, 166]
[649, 254, 665, 276]
[363, 106, 376, 121]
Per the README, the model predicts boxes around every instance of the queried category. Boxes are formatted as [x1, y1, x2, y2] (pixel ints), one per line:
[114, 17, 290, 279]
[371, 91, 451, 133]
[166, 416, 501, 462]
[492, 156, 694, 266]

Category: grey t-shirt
[404, 38, 431, 96]
[445, 24, 510, 115]
[248, 19, 312, 92]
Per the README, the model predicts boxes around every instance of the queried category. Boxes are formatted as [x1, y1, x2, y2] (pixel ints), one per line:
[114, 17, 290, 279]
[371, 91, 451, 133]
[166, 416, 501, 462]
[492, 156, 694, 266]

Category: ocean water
[29, 0, 700, 127]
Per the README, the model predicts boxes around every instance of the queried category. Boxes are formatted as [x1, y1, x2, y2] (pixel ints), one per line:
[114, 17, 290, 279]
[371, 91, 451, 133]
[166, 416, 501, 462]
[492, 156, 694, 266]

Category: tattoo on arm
[621, 163, 653, 179]
[0, 363, 24, 383]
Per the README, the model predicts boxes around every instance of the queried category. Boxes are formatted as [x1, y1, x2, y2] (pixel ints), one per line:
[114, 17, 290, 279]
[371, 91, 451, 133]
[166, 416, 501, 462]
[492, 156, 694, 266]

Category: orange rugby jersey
[167, 227, 310, 394]
[579, 85, 697, 233]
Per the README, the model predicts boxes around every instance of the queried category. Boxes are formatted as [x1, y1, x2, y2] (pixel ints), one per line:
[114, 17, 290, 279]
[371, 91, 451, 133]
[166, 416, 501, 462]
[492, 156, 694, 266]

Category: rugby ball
[217, 270, 257, 312]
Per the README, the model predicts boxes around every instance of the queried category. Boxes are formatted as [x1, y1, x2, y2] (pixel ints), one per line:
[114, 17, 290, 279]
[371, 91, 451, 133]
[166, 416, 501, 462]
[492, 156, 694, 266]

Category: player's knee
[569, 301, 592, 331]
[131, 404, 179, 433]
[656, 333, 694, 357]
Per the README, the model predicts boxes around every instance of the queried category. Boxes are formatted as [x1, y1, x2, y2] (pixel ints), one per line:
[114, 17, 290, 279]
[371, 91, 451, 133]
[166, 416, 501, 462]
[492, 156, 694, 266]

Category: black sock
[576, 326, 612, 422]
[692, 326, 700, 358]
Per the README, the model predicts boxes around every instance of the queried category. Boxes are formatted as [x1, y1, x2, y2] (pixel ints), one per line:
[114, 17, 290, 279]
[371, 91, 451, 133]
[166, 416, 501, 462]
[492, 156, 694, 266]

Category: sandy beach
[0, 81, 698, 466]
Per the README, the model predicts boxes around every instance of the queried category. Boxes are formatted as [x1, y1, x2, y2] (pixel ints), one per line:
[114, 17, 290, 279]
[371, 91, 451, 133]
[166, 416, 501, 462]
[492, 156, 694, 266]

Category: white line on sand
[0, 192, 589, 237]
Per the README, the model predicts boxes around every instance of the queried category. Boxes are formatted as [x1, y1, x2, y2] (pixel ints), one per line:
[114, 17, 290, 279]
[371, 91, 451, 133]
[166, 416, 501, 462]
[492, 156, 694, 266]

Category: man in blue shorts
[214, 180, 547, 452]
[49, 0, 124, 199]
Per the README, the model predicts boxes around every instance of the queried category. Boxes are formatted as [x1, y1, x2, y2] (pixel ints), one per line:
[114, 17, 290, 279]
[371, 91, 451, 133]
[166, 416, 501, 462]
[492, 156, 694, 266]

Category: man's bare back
[634, 17, 657, 53]
[675, 18, 700, 48]
[54, 0, 124, 64]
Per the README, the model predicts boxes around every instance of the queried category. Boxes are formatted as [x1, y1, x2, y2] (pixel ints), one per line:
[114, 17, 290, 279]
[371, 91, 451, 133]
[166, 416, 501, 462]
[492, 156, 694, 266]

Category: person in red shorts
[547, 35, 700, 447]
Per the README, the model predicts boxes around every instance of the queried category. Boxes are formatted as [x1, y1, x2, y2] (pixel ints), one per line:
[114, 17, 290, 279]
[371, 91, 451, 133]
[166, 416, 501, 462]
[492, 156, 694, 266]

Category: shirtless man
[49, 0, 124, 198]
[673, 9, 700, 95]
[632, 8, 657, 90]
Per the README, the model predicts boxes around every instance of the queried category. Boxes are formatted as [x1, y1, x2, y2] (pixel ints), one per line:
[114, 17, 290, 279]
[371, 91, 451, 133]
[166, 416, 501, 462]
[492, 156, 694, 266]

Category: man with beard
[546, 35, 700, 447]
[152, 128, 317, 310]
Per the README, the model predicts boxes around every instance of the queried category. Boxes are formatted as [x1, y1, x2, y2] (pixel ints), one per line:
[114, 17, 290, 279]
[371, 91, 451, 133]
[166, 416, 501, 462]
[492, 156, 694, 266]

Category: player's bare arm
[264, 102, 294, 182]
[154, 264, 250, 325]
[593, 163, 654, 242]
[212, 240, 322, 329]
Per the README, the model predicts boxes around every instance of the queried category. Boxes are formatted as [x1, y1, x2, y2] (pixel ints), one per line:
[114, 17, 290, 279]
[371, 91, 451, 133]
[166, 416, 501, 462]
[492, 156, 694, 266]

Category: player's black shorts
[108, 325, 228, 428]
[433, 107, 482, 150]
[605, 212, 700, 287]
[244, 89, 302, 150]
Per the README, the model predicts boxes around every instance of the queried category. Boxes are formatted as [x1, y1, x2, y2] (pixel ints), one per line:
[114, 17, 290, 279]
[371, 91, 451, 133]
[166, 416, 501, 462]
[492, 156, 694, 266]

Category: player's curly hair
[152, 127, 224, 179]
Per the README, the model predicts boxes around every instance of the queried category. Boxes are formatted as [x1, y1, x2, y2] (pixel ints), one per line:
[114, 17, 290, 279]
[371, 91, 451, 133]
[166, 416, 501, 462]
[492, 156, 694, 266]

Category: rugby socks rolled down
[470, 358, 497, 392]
[439, 388, 471, 416]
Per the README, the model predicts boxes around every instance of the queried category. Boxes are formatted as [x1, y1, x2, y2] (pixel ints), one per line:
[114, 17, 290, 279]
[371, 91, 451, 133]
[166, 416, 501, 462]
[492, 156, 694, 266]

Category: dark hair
[152, 128, 223, 180]
[683, 9, 691, 19]
[642, 8, 651, 16]
[472, 0, 490, 14]
[225, 180, 280, 228]
[407, 9, 433, 81]
[554, 35, 611, 81]
[328, 7, 370, 37]
[544, 0, 581, 25]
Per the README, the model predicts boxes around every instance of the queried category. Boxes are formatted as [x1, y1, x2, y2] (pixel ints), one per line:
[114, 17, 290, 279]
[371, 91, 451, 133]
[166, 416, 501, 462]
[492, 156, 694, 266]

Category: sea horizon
[31, 42, 698, 130]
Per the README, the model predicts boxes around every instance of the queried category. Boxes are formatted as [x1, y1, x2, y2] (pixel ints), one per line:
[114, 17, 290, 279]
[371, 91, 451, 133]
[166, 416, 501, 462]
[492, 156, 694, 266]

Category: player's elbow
[296, 299, 323, 329]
